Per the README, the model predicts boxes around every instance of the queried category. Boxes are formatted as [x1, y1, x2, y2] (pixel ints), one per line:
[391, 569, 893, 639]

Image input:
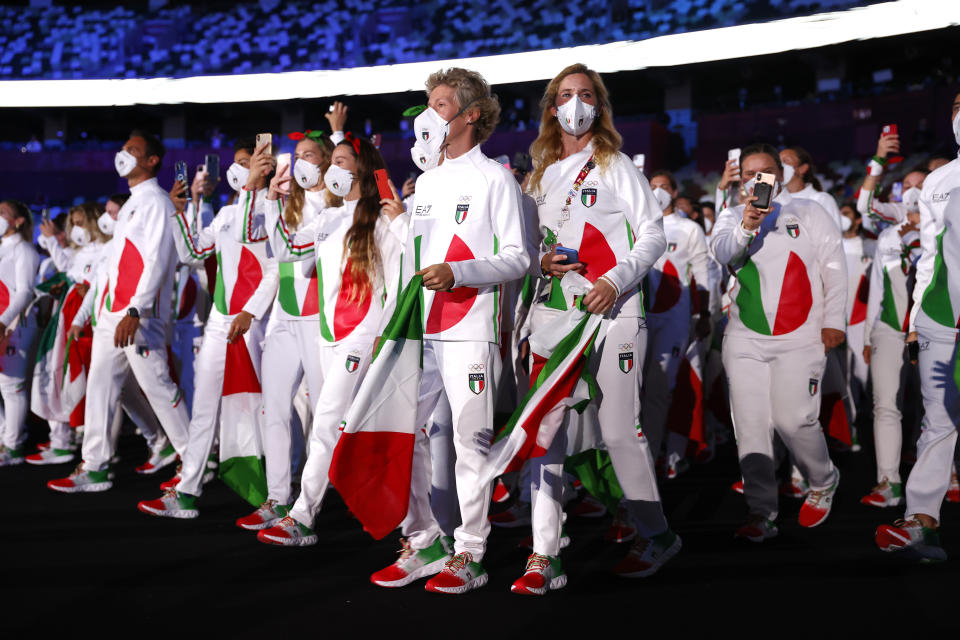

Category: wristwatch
[126, 307, 140, 319]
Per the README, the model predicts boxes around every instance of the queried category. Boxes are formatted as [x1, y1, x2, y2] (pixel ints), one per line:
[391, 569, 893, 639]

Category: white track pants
[427, 392, 461, 537]
[723, 335, 838, 521]
[847, 320, 868, 405]
[528, 316, 666, 556]
[0, 320, 37, 451]
[171, 321, 203, 414]
[643, 314, 691, 458]
[401, 340, 501, 561]
[869, 323, 909, 483]
[178, 313, 265, 497]
[904, 331, 960, 524]
[288, 337, 372, 526]
[81, 315, 189, 472]
[261, 319, 323, 504]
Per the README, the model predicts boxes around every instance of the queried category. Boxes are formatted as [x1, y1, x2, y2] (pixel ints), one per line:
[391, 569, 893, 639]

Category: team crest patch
[619, 351, 634, 373]
[455, 203, 469, 224]
[581, 188, 597, 208]
[668, 242, 677, 252]
[808, 378, 819, 396]
[421, 130, 430, 141]
[787, 224, 800, 238]
[137, 346, 150, 358]
[469, 363, 485, 394]
[345, 353, 361, 373]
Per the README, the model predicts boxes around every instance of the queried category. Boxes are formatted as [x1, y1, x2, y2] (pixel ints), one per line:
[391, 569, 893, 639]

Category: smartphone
[204, 153, 219, 179]
[881, 124, 898, 137]
[276, 153, 292, 178]
[256, 133, 272, 152]
[41, 207, 50, 222]
[752, 172, 776, 211]
[891, 181, 903, 202]
[374, 168, 393, 201]
[728, 148, 741, 167]
[555, 246, 580, 265]
[174, 161, 191, 201]
[633, 153, 645, 173]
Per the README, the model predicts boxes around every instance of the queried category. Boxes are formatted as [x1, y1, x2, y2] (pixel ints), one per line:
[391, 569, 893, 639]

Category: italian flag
[666, 337, 707, 458]
[328, 275, 425, 540]
[32, 278, 87, 424]
[218, 332, 268, 507]
[480, 307, 604, 487]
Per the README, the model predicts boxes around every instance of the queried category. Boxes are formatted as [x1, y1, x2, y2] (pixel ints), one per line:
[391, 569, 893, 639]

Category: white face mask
[781, 163, 795, 185]
[0, 217, 8, 236]
[293, 158, 321, 189]
[226, 162, 250, 193]
[651, 187, 672, 211]
[323, 164, 354, 197]
[98, 212, 116, 235]
[840, 215, 853, 232]
[410, 107, 449, 172]
[954, 110, 960, 147]
[704, 217, 714, 234]
[70, 226, 90, 246]
[556, 96, 596, 136]
[115, 150, 137, 177]
[902, 186, 922, 212]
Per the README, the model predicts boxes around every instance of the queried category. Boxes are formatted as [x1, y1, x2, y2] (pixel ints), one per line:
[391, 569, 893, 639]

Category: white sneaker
[424, 551, 488, 594]
[612, 530, 682, 578]
[510, 553, 567, 595]
[370, 536, 453, 587]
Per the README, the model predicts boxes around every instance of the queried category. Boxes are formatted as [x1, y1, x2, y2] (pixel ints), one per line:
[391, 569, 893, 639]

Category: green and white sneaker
[0, 446, 25, 466]
[861, 478, 903, 508]
[424, 551, 488, 594]
[137, 489, 199, 519]
[370, 535, 453, 587]
[876, 517, 947, 562]
[48, 464, 113, 493]
[237, 499, 290, 530]
[510, 553, 567, 595]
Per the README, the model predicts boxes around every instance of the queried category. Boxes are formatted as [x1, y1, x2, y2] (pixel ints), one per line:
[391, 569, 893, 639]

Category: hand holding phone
[276, 153, 292, 178]
[174, 161, 191, 202]
[374, 168, 394, 201]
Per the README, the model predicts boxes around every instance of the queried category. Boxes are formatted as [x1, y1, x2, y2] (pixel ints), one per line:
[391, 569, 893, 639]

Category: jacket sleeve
[909, 183, 942, 334]
[376, 212, 411, 330]
[863, 239, 885, 347]
[264, 197, 316, 263]
[37, 235, 74, 275]
[0, 244, 39, 327]
[600, 159, 667, 295]
[171, 201, 219, 267]
[237, 188, 269, 243]
[857, 187, 905, 232]
[448, 171, 530, 288]
[125, 194, 177, 316]
[241, 254, 279, 319]
[710, 206, 755, 268]
[817, 208, 848, 333]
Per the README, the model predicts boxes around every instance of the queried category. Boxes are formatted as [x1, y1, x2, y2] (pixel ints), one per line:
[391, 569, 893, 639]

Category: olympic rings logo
[459, 195, 472, 202]
[468, 363, 485, 372]
[618, 343, 634, 350]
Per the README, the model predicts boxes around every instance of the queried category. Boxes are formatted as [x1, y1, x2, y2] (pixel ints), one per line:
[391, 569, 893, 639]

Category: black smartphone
[174, 161, 191, 201]
[752, 172, 776, 212]
[204, 153, 220, 180]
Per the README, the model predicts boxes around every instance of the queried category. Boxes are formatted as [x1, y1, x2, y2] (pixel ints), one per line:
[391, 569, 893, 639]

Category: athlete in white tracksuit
[711, 145, 845, 538]
[875, 105, 960, 557]
[255, 137, 407, 541]
[0, 201, 40, 465]
[136, 182, 278, 515]
[862, 215, 920, 505]
[30, 208, 107, 463]
[49, 133, 193, 493]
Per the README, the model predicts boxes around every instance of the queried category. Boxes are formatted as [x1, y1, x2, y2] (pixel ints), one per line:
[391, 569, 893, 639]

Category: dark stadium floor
[4, 414, 958, 635]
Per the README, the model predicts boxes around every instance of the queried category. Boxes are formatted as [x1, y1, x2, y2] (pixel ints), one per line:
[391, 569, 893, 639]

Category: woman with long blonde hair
[513, 63, 679, 594]
[28, 202, 111, 466]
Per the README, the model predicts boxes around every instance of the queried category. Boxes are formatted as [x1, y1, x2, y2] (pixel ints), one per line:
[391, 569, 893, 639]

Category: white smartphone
[256, 132, 272, 152]
[633, 153, 645, 173]
[276, 153, 291, 177]
[728, 148, 741, 167]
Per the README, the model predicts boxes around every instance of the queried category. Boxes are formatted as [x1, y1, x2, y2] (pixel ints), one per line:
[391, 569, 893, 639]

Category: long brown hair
[338, 137, 387, 304]
[528, 63, 622, 194]
[786, 146, 823, 192]
[67, 202, 108, 247]
[284, 135, 341, 229]
[2, 199, 33, 242]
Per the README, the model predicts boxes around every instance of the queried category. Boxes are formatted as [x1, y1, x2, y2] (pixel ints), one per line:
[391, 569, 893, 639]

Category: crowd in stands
[1, 0, 879, 80]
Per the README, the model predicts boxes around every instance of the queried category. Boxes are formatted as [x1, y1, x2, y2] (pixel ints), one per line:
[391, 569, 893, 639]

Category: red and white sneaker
[780, 476, 809, 499]
[135, 441, 178, 475]
[424, 552, 488, 594]
[798, 471, 839, 528]
[612, 530, 681, 578]
[947, 469, 960, 503]
[488, 503, 530, 528]
[236, 499, 289, 530]
[257, 516, 318, 547]
[604, 506, 637, 543]
[492, 478, 511, 504]
[875, 517, 947, 562]
[510, 553, 567, 595]
[860, 479, 903, 508]
[36, 441, 51, 452]
[25, 447, 75, 465]
[370, 536, 452, 587]
[570, 495, 606, 518]
[735, 515, 778, 542]
[137, 489, 199, 519]
[731, 480, 744, 494]
[47, 464, 113, 493]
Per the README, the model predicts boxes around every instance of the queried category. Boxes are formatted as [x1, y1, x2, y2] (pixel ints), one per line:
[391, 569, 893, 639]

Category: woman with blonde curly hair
[511, 63, 679, 594]
[28, 202, 111, 466]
